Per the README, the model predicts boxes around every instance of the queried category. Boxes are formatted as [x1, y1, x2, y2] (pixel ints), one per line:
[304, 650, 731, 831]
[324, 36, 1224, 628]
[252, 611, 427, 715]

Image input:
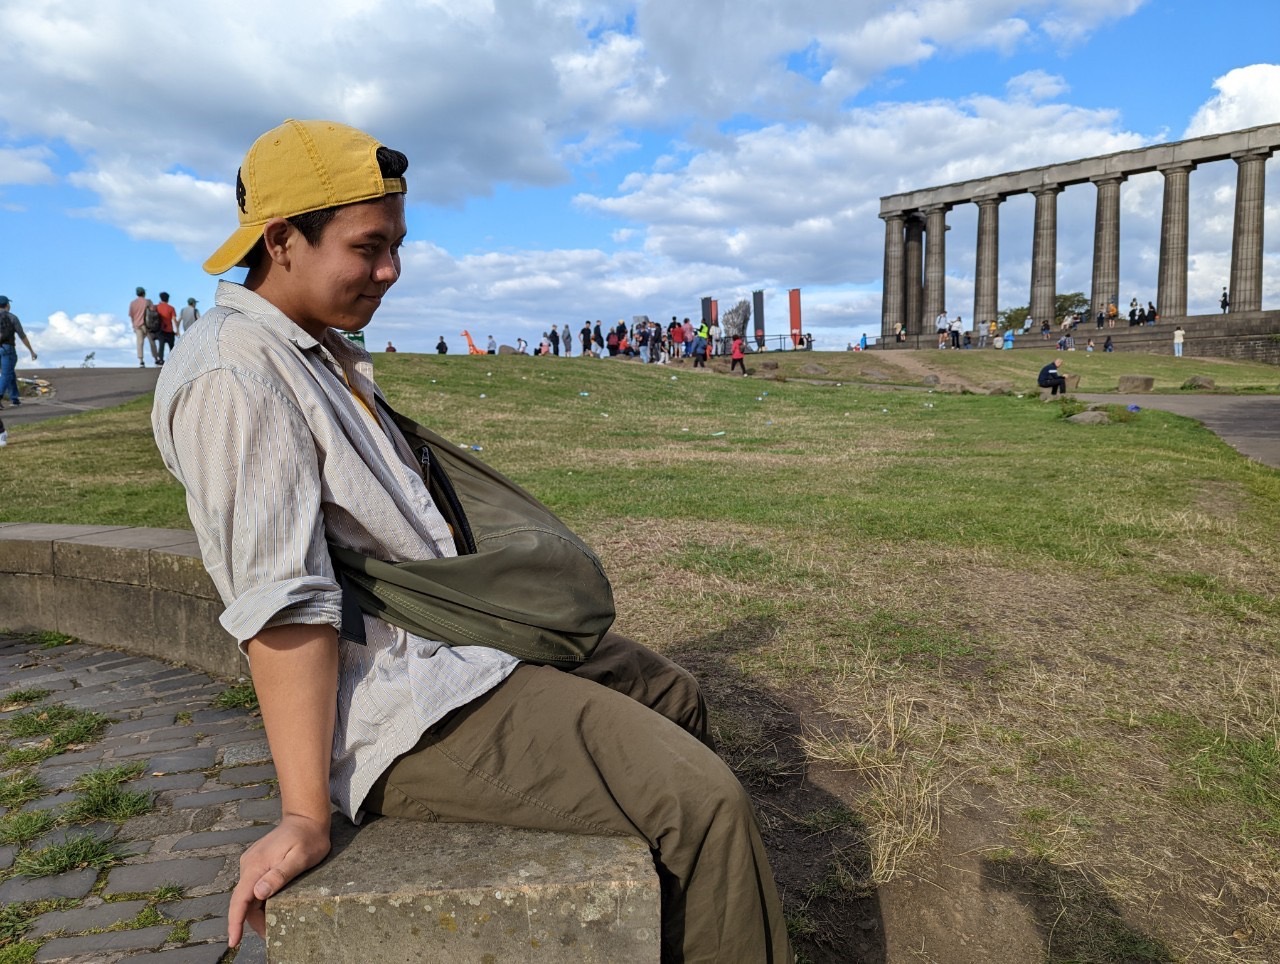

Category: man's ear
[261, 218, 297, 266]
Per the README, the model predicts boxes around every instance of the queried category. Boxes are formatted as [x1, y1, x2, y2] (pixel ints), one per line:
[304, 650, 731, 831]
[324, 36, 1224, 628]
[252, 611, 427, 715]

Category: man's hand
[227, 813, 331, 947]
[226, 622, 339, 947]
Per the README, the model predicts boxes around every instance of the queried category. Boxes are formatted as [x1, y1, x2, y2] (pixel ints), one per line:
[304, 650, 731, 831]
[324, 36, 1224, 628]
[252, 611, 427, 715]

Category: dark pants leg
[365, 633, 791, 963]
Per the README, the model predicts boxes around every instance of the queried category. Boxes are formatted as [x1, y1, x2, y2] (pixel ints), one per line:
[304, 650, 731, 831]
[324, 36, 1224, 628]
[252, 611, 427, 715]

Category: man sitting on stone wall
[151, 118, 792, 964]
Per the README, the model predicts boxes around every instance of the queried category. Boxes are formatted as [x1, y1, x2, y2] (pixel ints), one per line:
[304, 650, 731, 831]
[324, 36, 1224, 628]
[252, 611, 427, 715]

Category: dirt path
[866, 350, 986, 392]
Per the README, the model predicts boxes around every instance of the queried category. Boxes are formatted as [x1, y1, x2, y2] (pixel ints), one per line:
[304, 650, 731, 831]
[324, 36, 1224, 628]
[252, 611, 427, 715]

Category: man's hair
[136, 287, 145, 296]
[159, 292, 170, 302]
[244, 146, 409, 270]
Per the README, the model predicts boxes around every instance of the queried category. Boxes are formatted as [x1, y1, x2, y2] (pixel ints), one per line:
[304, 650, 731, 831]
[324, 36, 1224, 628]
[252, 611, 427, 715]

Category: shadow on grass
[982, 856, 1174, 963]
[673, 617, 886, 964]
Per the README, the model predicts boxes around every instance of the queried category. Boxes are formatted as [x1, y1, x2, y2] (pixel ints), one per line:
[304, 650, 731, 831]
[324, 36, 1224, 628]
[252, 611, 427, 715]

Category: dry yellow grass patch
[585, 520, 1280, 961]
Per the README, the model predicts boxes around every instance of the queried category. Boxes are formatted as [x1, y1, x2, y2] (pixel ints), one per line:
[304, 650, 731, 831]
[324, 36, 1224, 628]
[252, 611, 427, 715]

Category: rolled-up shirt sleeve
[162, 367, 342, 643]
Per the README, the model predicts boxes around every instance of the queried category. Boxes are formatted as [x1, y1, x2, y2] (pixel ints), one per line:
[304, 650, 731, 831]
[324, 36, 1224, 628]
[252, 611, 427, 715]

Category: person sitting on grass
[1038, 357, 1069, 396]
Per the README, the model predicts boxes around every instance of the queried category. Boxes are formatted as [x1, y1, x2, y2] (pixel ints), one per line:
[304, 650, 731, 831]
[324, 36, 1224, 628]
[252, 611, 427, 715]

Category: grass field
[2, 348, 1278, 961]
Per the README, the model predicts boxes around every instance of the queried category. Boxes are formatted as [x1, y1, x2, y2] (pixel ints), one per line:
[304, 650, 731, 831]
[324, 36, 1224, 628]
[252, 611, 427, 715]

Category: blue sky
[1, 0, 1277, 367]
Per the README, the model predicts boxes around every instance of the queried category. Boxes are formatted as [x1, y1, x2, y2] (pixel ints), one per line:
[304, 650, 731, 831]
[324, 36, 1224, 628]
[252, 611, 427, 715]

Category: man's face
[283, 195, 406, 338]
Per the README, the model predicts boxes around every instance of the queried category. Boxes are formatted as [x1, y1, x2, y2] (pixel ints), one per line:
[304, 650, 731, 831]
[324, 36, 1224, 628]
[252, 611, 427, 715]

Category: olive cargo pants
[364, 633, 793, 963]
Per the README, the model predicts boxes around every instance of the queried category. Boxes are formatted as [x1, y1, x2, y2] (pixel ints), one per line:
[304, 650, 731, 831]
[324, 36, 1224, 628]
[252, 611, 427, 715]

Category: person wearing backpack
[154, 292, 178, 364]
[0, 296, 38, 408]
[128, 286, 160, 368]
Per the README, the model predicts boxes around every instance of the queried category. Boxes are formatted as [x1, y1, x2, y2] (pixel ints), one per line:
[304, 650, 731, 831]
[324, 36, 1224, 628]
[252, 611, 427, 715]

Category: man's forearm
[246, 623, 339, 828]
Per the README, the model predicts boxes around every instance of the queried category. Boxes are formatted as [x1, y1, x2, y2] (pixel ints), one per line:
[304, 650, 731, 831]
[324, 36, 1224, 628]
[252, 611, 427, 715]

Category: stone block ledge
[267, 817, 661, 963]
[0, 523, 662, 963]
[0, 523, 245, 685]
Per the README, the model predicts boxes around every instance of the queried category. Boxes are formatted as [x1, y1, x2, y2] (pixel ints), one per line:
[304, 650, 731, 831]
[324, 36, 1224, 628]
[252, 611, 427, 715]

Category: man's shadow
[672, 617, 886, 964]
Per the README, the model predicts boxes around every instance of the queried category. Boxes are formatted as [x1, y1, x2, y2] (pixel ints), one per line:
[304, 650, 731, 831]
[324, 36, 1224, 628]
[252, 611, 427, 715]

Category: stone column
[1156, 162, 1195, 318]
[973, 195, 1001, 328]
[1089, 174, 1125, 317]
[1029, 184, 1062, 325]
[922, 204, 950, 327]
[904, 216, 924, 333]
[880, 213, 906, 339]
[1229, 148, 1272, 313]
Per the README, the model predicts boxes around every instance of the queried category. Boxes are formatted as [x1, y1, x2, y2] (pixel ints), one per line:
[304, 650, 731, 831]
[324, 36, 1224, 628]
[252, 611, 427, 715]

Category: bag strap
[336, 395, 479, 645]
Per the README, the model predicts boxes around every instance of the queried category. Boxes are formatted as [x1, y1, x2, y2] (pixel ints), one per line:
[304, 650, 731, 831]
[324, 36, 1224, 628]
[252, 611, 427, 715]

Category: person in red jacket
[730, 334, 747, 375]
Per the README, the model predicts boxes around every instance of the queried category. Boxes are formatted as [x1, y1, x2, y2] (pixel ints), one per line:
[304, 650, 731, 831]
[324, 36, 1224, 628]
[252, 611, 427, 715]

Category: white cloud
[576, 95, 1147, 291]
[33, 311, 133, 364]
[0, 145, 56, 185]
[2, 1, 1264, 357]
[1006, 70, 1069, 103]
[1041, 0, 1147, 46]
[68, 165, 233, 260]
[1183, 64, 1280, 138]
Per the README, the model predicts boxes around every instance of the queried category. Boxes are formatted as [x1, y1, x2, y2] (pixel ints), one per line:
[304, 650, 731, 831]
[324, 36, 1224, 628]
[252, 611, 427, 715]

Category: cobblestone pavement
[1, 632, 274, 963]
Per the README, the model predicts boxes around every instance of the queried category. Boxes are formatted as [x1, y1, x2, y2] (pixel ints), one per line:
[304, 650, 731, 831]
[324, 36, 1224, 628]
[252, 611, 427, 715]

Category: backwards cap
[203, 119, 406, 275]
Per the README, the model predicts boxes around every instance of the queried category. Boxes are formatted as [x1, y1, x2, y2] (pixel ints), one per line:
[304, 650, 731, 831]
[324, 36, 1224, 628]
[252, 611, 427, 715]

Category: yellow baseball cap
[203, 119, 407, 275]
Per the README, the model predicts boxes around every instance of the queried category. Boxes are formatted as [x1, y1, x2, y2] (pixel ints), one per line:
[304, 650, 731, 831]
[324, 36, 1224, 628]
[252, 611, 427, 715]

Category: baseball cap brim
[203, 224, 264, 276]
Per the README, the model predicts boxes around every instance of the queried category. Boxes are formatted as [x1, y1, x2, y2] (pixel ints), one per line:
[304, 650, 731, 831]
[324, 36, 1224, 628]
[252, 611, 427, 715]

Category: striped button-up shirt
[152, 281, 518, 820]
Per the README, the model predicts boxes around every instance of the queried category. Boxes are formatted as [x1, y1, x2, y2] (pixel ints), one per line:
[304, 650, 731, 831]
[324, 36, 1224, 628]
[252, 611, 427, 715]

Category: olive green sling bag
[329, 399, 615, 668]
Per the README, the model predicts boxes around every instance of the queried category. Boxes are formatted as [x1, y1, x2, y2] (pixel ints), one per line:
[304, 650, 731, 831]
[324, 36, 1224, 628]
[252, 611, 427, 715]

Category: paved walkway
[1, 632, 271, 963]
[1, 368, 160, 428]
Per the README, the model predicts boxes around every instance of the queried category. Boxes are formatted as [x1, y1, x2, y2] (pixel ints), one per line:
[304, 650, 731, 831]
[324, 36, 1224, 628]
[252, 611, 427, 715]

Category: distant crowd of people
[555, 317, 722, 363]
[128, 286, 200, 367]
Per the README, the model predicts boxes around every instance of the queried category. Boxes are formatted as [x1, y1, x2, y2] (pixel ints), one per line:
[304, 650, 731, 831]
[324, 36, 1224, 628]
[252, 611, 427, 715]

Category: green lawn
[3, 350, 1278, 961]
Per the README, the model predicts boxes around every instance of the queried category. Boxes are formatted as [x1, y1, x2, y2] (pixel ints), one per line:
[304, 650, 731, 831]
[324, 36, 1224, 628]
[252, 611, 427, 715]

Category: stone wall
[0, 522, 245, 680]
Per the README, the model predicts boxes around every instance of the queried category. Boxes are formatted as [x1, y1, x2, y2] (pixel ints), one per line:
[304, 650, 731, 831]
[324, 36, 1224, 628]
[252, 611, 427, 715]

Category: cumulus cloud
[1183, 64, 1280, 138]
[577, 95, 1147, 289]
[30, 311, 134, 369]
[36, 311, 131, 350]
[0, 2, 1262, 354]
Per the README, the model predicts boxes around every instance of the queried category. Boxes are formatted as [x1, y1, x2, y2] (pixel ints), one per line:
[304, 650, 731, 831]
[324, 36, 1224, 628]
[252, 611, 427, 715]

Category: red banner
[789, 289, 802, 347]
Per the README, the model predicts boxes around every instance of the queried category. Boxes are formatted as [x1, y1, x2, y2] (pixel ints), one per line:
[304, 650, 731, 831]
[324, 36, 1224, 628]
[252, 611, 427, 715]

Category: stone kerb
[267, 818, 661, 963]
[1, 524, 664, 963]
[0, 522, 245, 679]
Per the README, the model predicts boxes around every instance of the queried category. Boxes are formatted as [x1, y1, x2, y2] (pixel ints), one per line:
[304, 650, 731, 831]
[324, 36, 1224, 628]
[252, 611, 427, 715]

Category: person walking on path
[0, 295, 37, 407]
[151, 118, 791, 964]
[730, 333, 747, 375]
[154, 292, 178, 364]
[129, 286, 159, 367]
[1173, 326, 1185, 358]
[179, 297, 201, 332]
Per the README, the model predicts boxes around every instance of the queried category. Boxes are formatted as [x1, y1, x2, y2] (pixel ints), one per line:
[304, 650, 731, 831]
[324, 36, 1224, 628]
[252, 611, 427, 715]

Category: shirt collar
[214, 280, 371, 364]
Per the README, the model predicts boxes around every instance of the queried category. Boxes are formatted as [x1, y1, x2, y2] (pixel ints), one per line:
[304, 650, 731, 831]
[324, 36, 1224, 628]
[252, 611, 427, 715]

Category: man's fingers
[227, 875, 257, 947]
